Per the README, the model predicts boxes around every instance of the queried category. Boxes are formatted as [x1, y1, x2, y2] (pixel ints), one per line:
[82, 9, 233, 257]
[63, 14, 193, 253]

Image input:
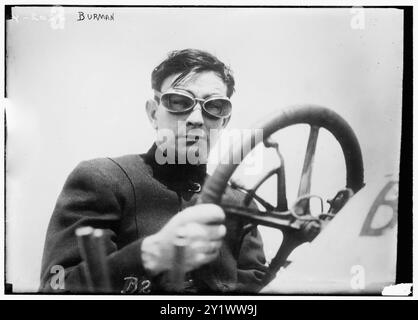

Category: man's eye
[170, 97, 187, 104]
[170, 98, 187, 105]
[205, 100, 224, 115]
[168, 96, 193, 110]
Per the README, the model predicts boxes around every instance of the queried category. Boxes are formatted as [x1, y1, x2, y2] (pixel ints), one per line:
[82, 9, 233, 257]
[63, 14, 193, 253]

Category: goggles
[156, 91, 232, 119]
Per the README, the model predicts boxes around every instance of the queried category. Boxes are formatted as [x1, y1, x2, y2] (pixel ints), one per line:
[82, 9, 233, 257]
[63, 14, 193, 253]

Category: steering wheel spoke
[295, 125, 320, 215]
[230, 180, 276, 211]
[263, 137, 289, 211]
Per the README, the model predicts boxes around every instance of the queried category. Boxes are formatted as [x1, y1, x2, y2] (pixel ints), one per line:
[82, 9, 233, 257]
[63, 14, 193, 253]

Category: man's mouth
[185, 135, 200, 145]
[184, 134, 205, 146]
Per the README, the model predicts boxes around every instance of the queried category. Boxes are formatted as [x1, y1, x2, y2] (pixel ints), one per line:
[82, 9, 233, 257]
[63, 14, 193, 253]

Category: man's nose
[186, 104, 204, 127]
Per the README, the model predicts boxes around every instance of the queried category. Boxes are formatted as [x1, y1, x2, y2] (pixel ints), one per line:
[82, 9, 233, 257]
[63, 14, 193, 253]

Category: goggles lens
[161, 92, 232, 118]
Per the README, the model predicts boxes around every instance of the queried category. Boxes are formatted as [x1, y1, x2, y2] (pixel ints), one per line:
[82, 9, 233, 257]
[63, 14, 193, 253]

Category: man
[40, 49, 267, 293]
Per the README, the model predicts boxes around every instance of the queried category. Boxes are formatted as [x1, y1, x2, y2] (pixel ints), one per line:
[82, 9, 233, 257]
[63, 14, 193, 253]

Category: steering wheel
[198, 105, 365, 286]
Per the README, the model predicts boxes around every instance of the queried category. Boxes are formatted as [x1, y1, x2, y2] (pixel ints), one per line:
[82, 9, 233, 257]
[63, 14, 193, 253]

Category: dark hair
[151, 49, 235, 98]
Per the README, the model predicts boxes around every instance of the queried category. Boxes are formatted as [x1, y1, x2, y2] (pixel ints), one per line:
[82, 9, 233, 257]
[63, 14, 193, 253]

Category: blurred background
[6, 7, 403, 292]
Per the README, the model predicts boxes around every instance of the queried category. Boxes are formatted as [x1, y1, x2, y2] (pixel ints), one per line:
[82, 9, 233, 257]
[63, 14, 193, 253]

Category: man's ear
[221, 115, 231, 128]
[145, 99, 158, 129]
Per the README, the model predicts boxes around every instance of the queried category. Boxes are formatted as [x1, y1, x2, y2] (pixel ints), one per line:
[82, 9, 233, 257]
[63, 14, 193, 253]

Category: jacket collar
[142, 143, 207, 192]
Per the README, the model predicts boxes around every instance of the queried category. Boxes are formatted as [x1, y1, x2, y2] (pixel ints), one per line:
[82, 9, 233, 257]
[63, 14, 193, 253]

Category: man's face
[147, 70, 230, 164]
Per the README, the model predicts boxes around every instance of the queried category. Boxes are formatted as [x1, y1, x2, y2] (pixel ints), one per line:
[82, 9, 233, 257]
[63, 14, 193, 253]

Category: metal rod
[75, 226, 95, 292]
[91, 229, 112, 292]
[75, 226, 112, 293]
[167, 236, 187, 292]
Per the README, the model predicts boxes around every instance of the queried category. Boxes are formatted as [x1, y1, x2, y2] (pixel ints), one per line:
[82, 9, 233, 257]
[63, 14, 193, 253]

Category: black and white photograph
[3, 4, 412, 298]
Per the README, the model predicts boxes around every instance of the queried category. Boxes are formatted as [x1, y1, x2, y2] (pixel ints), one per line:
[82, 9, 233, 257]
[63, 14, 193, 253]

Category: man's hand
[141, 204, 226, 276]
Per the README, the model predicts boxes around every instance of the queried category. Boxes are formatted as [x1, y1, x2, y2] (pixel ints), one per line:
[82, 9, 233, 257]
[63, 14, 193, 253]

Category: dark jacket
[40, 145, 267, 294]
